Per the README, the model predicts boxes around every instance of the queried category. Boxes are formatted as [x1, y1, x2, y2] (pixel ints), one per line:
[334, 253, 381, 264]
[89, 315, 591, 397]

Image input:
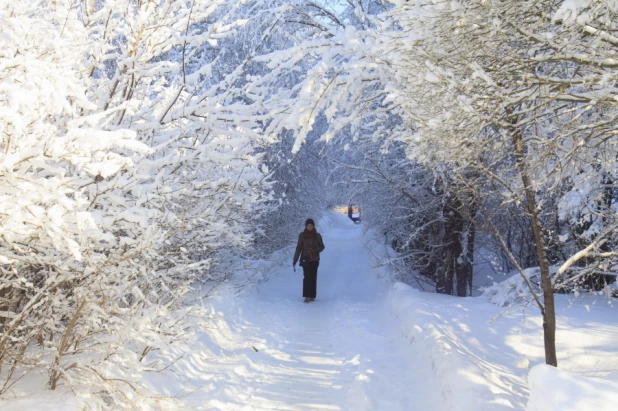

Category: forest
[1, 0, 617, 408]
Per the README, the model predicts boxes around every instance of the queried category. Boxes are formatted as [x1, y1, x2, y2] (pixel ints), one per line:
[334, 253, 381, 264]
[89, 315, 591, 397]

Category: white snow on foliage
[481, 267, 543, 307]
[2, 0, 618, 409]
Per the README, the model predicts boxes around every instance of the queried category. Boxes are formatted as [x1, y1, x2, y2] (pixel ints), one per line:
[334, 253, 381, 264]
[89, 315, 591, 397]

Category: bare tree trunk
[596, 172, 615, 289]
[436, 249, 454, 295]
[450, 197, 467, 297]
[512, 125, 558, 367]
[437, 193, 465, 296]
[455, 242, 467, 297]
[465, 204, 477, 296]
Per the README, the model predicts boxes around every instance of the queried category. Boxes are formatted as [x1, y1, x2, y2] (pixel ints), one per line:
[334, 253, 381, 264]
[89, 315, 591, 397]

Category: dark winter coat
[293, 229, 325, 264]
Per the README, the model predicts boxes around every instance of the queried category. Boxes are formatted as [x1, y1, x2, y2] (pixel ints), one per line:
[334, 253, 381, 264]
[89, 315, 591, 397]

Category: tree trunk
[437, 193, 465, 296]
[436, 249, 454, 295]
[465, 204, 477, 296]
[455, 240, 467, 297]
[455, 266, 467, 295]
[512, 126, 557, 367]
[596, 173, 615, 288]
[450, 197, 466, 297]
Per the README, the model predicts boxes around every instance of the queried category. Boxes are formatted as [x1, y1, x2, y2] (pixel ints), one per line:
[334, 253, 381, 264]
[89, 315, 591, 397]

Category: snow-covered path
[188, 214, 445, 410]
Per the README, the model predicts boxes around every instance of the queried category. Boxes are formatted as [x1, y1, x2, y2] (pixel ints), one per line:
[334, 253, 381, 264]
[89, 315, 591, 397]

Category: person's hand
[310, 248, 317, 254]
[292, 260, 297, 267]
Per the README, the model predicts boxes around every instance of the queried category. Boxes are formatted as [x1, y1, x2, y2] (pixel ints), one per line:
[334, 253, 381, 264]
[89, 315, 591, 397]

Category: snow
[553, 0, 594, 25]
[2, 212, 618, 410]
[0, 391, 83, 411]
[166, 213, 446, 409]
[389, 282, 618, 410]
[481, 267, 542, 307]
[528, 364, 618, 411]
[388, 282, 529, 410]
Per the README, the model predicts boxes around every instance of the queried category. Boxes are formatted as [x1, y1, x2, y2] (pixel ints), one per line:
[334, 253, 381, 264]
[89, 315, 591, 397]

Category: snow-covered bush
[0, 0, 278, 406]
[481, 269, 543, 308]
[480, 265, 574, 308]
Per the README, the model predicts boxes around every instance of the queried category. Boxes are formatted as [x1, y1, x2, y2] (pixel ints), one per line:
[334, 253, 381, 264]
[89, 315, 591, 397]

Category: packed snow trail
[189, 213, 445, 410]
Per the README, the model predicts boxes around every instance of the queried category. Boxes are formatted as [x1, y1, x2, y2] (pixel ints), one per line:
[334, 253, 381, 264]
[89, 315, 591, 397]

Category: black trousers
[302, 261, 319, 298]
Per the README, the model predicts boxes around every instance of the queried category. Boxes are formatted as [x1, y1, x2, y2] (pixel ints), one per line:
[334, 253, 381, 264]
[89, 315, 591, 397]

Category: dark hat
[305, 218, 315, 227]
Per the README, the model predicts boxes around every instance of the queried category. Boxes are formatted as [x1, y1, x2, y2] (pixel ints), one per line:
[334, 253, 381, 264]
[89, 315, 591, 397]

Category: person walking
[293, 219, 325, 303]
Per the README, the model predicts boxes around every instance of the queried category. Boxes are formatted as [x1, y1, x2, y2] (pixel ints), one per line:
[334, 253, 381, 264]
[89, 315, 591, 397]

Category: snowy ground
[181, 212, 618, 410]
[171, 213, 446, 410]
[2, 212, 618, 410]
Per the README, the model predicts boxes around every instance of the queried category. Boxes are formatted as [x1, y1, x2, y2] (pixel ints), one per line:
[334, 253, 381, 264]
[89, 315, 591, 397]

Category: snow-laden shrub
[608, 281, 618, 298]
[481, 268, 543, 307]
[0, 0, 278, 407]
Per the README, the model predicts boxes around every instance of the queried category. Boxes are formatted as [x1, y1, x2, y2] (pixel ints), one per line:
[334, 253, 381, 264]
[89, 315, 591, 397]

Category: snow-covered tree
[365, 0, 618, 366]
[0, 0, 284, 405]
[252, 0, 617, 368]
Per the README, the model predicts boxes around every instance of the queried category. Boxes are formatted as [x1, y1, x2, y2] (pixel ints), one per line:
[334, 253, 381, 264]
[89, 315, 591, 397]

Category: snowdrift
[388, 282, 525, 410]
[387, 281, 618, 411]
[528, 364, 618, 411]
